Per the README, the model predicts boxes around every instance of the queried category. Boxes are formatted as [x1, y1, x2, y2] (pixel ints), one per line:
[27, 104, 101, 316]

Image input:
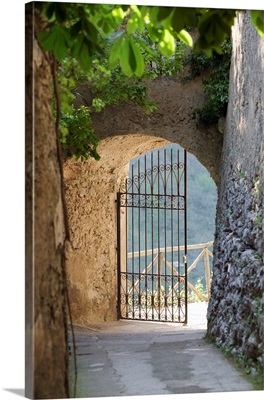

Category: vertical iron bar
[151, 152, 154, 320]
[184, 149, 188, 324]
[132, 163, 135, 319]
[164, 148, 167, 321]
[158, 251, 162, 320]
[116, 193, 121, 320]
[125, 184, 128, 318]
[158, 149, 161, 319]
[177, 149, 181, 322]
[138, 158, 141, 319]
[145, 154, 148, 320]
[171, 148, 174, 321]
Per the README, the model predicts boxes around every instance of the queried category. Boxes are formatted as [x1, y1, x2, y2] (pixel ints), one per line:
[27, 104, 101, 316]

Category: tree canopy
[37, 3, 264, 160]
[38, 4, 263, 67]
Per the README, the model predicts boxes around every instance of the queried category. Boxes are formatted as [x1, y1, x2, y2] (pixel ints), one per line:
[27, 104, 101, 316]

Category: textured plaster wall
[65, 135, 170, 324]
[80, 74, 222, 185]
[207, 12, 264, 370]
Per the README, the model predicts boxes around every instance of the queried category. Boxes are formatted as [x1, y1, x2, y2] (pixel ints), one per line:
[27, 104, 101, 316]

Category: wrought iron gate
[117, 147, 187, 323]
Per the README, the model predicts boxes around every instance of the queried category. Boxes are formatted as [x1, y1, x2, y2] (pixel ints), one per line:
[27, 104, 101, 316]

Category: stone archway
[79, 75, 223, 185]
[64, 132, 218, 325]
[64, 73, 224, 326]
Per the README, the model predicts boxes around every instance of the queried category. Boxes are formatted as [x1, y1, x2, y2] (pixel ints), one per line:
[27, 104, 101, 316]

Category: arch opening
[64, 134, 217, 325]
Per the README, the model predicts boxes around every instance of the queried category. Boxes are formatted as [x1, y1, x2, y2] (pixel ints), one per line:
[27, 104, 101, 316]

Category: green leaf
[138, 6, 149, 20]
[157, 6, 174, 22]
[82, 18, 98, 42]
[119, 37, 145, 77]
[38, 29, 56, 51]
[72, 35, 83, 58]
[79, 49, 92, 72]
[39, 25, 71, 61]
[158, 29, 175, 57]
[127, 13, 145, 34]
[177, 29, 193, 47]
[149, 7, 160, 25]
[54, 31, 71, 60]
[197, 10, 234, 50]
[128, 39, 137, 73]
[129, 39, 145, 77]
[112, 6, 125, 22]
[120, 37, 133, 77]
[46, 3, 68, 23]
[127, 6, 144, 33]
[147, 25, 160, 43]
[100, 20, 114, 35]
[131, 5, 142, 17]
[171, 7, 197, 32]
[92, 98, 105, 112]
[127, 17, 137, 35]
[59, 126, 69, 143]
[72, 35, 92, 71]
[109, 35, 123, 69]
[135, 37, 156, 56]
[251, 10, 264, 37]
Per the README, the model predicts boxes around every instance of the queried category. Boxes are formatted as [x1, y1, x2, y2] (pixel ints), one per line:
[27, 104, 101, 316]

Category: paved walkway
[68, 303, 254, 398]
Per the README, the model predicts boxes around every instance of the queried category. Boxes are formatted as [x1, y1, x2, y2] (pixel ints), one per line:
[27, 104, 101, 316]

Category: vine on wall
[183, 38, 232, 126]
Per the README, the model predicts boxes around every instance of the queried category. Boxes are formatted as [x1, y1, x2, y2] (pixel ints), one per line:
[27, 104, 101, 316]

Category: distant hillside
[186, 148, 217, 245]
[129, 143, 217, 242]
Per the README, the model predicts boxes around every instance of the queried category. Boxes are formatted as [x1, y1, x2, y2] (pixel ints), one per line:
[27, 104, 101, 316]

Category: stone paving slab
[68, 302, 255, 398]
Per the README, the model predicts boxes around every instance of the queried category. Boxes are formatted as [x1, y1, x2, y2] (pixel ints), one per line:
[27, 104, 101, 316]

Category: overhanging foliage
[37, 3, 264, 160]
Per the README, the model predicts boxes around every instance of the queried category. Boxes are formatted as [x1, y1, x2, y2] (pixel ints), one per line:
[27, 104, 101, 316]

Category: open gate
[117, 146, 187, 323]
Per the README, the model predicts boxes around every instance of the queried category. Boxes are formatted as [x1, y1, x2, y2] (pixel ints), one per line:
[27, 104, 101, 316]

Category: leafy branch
[37, 3, 264, 159]
[183, 38, 232, 126]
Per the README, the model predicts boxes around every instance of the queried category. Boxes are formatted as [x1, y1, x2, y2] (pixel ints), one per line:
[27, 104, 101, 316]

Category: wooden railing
[127, 241, 214, 302]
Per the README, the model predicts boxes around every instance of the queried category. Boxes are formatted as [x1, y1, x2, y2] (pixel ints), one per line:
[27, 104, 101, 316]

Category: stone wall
[207, 12, 264, 371]
[80, 73, 222, 185]
[26, 5, 69, 398]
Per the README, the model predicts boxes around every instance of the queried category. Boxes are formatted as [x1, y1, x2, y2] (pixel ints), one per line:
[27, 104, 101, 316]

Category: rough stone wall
[26, 5, 69, 398]
[207, 12, 264, 371]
